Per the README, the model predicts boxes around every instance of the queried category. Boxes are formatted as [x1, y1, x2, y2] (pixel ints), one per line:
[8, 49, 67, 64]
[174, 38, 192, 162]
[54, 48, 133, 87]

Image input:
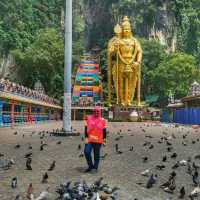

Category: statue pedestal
[108, 105, 145, 122]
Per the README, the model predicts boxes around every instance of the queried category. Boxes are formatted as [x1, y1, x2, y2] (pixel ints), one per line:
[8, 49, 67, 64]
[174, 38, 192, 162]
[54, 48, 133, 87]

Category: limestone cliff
[83, 0, 178, 51]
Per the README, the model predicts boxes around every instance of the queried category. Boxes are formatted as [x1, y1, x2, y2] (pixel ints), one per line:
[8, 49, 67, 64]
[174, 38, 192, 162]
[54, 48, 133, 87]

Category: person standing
[84, 107, 107, 173]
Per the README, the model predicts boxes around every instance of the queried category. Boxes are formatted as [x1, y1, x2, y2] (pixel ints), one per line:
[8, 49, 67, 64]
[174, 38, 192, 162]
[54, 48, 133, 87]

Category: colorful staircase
[72, 59, 102, 106]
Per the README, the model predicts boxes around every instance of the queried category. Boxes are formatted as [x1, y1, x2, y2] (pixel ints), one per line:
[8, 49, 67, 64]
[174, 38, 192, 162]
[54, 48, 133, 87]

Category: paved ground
[0, 121, 200, 200]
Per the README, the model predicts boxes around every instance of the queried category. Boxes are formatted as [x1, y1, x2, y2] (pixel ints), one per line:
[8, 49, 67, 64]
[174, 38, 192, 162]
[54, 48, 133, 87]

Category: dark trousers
[84, 143, 102, 170]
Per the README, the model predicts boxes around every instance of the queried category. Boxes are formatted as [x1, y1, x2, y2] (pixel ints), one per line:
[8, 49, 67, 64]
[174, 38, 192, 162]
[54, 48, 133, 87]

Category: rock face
[148, 2, 177, 52]
[0, 0, 183, 79]
[0, 53, 14, 79]
[82, 0, 177, 51]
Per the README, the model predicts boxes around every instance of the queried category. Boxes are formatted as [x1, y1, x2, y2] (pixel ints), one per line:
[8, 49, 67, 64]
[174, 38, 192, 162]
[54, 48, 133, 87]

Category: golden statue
[107, 16, 142, 106]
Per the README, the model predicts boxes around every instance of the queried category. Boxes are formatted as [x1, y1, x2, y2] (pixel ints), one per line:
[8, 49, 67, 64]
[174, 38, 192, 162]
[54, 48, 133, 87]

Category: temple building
[163, 81, 200, 124]
[0, 79, 62, 127]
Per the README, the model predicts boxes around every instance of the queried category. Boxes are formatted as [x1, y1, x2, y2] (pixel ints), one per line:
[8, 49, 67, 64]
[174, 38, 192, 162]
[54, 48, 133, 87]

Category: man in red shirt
[84, 107, 107, 173]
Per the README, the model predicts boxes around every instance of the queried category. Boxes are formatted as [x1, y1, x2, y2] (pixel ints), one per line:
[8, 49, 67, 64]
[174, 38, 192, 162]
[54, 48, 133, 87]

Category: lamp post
[63, 0, 72, 133]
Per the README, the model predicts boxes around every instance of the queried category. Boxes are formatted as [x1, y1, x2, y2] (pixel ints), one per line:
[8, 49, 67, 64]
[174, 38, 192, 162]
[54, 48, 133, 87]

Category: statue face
[123, 27, 131, 37]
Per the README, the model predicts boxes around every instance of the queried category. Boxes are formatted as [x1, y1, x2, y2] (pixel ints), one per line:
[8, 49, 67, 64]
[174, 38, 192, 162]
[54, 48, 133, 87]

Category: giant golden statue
[107, 16, 142, 106]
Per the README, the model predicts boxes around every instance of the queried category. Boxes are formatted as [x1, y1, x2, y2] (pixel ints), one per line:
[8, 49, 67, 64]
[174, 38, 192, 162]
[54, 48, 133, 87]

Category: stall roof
[167, 102, 184, 108]
[0, 91, 62, 109]
[182, 94, 200, 102]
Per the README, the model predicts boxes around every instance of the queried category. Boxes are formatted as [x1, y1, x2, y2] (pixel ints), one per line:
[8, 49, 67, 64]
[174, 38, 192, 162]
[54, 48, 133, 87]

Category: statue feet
[127, 102, 132, 106]
[120, 102, 125, 106]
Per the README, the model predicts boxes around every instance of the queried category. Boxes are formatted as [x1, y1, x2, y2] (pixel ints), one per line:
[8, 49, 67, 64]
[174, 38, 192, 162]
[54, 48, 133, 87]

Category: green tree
[0, 0, 63, 53]
[153, 52, 199, 105]
[12, 28, 64, 98]
[140, 39, 167, 100]
[171, 0, 200, 63]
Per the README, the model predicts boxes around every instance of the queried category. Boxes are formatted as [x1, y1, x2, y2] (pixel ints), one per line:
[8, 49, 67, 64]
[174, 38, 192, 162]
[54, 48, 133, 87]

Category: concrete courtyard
[0, 121, 200, 200]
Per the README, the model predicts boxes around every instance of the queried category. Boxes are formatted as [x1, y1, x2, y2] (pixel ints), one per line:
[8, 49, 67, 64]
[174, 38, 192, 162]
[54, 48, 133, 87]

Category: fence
[0, 99, 51, 128]
[173, 108, 200, 125]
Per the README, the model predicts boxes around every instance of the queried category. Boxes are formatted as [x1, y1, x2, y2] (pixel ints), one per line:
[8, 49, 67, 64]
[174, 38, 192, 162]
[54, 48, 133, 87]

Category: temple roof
[0, 91, 62, 109]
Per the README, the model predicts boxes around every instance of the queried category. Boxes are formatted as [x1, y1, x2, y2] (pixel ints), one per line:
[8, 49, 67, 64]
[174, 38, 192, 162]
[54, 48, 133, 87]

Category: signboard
[108, 111, 113, 119]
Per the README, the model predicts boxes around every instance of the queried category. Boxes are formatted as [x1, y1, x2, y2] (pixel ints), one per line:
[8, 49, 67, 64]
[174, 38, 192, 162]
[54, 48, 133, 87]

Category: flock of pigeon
[139, 125, 200, 200]
[0, 129, 120, 200]
[1, 123, 200, 199]
[106, 123, 200, 200]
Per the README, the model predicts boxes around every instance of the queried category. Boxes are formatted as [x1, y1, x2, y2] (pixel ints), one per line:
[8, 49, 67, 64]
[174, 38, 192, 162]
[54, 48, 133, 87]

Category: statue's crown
[114, 24, 122, 35]
[121, 16, 131, 29]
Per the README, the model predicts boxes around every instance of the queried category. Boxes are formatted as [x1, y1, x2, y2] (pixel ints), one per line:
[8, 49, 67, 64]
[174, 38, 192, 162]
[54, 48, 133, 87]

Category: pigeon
[167, 136, 173, 140]
[42, 172, 48, 183]
[117, 150, 123, 154]
[136, 182, 143, 185]
[35, 189, 51, 200]
[171, 153, 177, 159]
[187, 163, 193, 175]
[141, 169, 150, 176]
[146, 174, 157, 188]
[179, 186, 185, 199]
[90, 192, 101, 200]
[15, 144, 20, 149]
[164, 178, 176, 193]
[48, 160, 56, 171]
[194, 154, 200, 160]
[78, 144, 81, 150]
[188, 156, 192, 163]
[115, 137, 120, 141]
[57, 141, 62, 145]
[11, 177, 17, 188]
[143, 157, 148, 163]
[156, 165, 166, 170]
[0, 153, 4, 157]
[189, 187, 200, 200]
[172, 133, 176, 139]
[143, 141, 151, 146]
[40, 145, 44, 151]
[145, 135, 153, 138]
[25, 152, 32, 158]
[26, 157, 32, 170]
[160, 180, 171, 189]
[94, 177, 103, 188]
[166, 141, 172, 146]
[182, 141, 187, 146]
[115, 144, 119, 152]
[14, 131, 18, 135]
[129, 146, 134, 151]
[183, 134, 187, 139]
[149, 144, 154, 149]
[162, 156, 167, 162]
[40, 143, 47, 151]
[79, 152, 84, 157]
[192, 170, 199, 186]
[167, 147, 173, 152]
[27, 183, 33, 199]
[172, 162, 180, 169]
[104, 186, 120, 194]
[15, 194, 22, 200]
[0, 158, 15, 170]
[170, 171, 177, 179]
[179, 160, 187, 166]
[193, 162, 200, 170]
[101, 153, 108, 160]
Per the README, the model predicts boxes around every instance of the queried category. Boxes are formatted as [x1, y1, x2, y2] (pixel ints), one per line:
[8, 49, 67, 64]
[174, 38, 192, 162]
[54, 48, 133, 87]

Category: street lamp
[63, 0, 72, 133]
